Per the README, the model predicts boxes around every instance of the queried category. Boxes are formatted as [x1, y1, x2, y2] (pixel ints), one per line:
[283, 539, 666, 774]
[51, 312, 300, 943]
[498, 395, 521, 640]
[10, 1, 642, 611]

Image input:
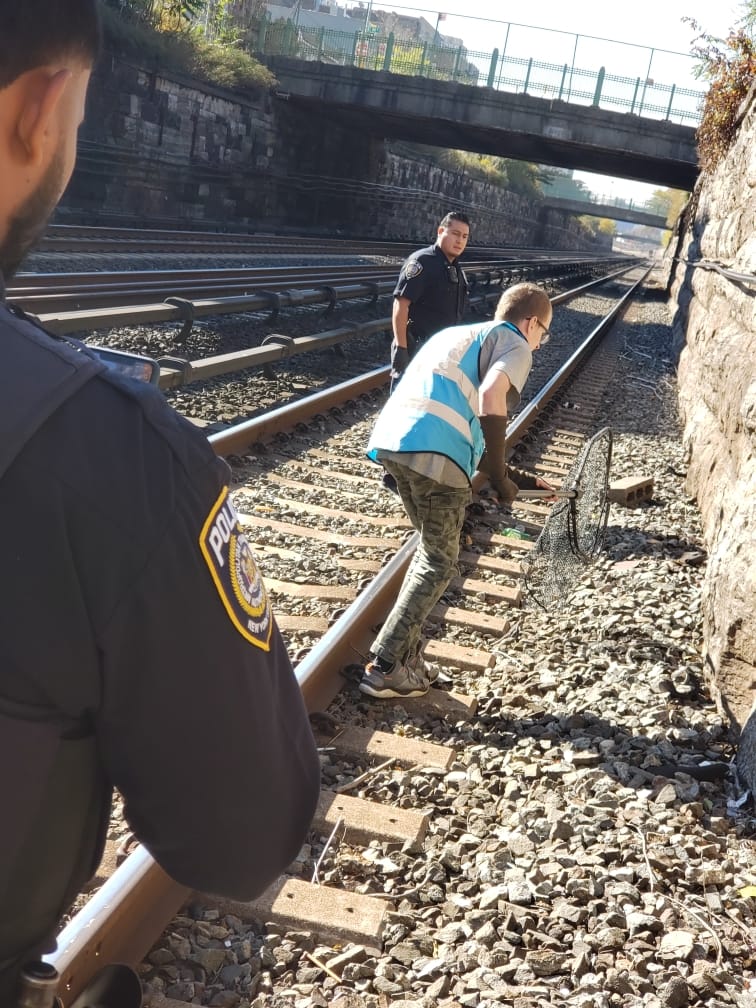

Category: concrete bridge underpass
[265, 57, 699, 193]
[541, 198, 667, 229]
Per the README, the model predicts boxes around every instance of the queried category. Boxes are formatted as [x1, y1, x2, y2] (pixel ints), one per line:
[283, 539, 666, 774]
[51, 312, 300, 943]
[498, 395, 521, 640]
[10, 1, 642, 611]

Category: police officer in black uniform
[0, 4, 320, 1002]
[389, 211, 471, 385]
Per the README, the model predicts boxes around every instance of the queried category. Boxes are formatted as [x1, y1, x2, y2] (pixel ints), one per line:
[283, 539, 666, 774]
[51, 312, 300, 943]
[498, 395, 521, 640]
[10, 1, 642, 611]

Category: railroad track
[41, 268, 694, 1007]
[35, 224, 620, 261]
[38, 224, 425, 256]
[12, 255, 632, 318]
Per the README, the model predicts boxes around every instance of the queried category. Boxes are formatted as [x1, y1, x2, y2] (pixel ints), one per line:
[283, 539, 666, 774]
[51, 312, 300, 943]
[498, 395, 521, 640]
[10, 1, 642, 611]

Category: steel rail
[12, 255, 633, 315]
[35, 259, 637, 338]
[15, 271, 403, 314]
[155, 264, 638, 391]
[48, 849, 187, 1008]
[512, 264, 655, 435]
[37, 223, 635, 261]
[157, 324, 390, 390]
[255, 266, 654, 716]
[8, 260, 526, 314]
[208, 365, 391, 451]
[13, 254, 567, 289]
[43, 266, 648, 1005]
[38, 281, 397, 336]
[17, 251, 628, 289]
[36, 227, 428, 256]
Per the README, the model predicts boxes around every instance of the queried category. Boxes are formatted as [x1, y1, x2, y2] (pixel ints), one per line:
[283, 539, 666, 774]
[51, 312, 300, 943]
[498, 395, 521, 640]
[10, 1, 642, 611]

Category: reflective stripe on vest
[367, 319, 511, 479]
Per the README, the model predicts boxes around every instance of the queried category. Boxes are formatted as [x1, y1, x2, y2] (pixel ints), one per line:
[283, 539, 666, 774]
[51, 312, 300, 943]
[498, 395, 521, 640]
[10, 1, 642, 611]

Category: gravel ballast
[131, 272, 756, 1008]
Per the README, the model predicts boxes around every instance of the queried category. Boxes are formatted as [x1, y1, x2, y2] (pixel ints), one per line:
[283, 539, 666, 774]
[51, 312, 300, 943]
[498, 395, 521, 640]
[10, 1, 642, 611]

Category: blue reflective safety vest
[368, 319, 518, 480]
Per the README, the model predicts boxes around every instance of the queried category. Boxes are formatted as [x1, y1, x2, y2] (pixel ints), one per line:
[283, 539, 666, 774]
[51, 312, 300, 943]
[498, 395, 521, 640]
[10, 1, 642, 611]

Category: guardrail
[255, 20, 705, 126]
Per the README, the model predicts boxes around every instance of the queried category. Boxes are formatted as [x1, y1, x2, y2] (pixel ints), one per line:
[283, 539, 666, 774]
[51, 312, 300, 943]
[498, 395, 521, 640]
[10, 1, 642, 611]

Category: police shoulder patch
[199, 487, 273, 651]
[404, 258, 423, 279]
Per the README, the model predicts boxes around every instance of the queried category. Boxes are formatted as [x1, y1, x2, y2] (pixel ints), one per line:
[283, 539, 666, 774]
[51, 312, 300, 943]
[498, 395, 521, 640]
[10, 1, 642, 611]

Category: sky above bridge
[431, 0, 743, 57]
[365, 0, 745, 203]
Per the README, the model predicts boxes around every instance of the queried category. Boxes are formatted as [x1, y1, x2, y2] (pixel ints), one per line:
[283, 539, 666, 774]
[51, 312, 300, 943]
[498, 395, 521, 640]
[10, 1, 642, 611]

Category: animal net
[522, 426, 613, 610]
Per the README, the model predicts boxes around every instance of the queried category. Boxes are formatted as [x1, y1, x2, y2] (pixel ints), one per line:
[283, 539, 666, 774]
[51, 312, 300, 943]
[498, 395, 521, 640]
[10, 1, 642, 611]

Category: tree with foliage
[501, 159, 550, 201]
[397, 144, 551, 199]
[101, 0, 275, 88]
[644, 188, 688, 228]
[579, 216, 616, 238]
[596, 218, 617, 237]
[106, 0, 206, 28]
[201, 0, 268, 42]
[685, 15, 756, 173]
[159, 0, 207, 29]
[540, 168, 593, 202]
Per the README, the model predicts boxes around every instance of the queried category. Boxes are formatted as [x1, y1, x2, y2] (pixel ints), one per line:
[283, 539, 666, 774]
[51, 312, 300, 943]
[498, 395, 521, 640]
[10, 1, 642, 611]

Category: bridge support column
[535, 204, 550, 248]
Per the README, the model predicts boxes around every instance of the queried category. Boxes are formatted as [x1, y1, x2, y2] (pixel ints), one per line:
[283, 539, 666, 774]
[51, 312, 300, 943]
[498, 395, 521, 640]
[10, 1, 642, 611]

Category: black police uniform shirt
[393, 242, 469, 343]
[0, 285, 320, 970]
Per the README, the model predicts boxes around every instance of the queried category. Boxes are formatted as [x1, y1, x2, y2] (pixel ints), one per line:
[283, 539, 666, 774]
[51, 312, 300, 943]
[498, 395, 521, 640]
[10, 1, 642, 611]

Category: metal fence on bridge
[255, 20, 705, 126]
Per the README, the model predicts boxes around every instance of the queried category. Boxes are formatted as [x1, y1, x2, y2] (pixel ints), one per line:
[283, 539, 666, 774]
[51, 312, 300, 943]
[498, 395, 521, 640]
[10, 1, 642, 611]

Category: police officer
[389, 211, 471, 385]
[0, 4, 320, 1001]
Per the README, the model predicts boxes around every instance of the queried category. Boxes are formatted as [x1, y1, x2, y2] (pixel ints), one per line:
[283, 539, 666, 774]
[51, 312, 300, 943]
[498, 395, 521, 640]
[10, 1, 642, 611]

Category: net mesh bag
[522, 426, 613, 610]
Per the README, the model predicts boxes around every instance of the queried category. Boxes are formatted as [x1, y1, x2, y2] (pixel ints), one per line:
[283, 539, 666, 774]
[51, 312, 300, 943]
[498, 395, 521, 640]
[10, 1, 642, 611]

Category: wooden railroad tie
[206, 879, 388, 954]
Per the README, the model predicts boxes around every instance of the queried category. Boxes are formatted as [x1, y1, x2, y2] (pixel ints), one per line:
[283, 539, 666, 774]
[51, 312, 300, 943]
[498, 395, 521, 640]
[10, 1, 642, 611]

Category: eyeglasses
[527, 316, 551, 344]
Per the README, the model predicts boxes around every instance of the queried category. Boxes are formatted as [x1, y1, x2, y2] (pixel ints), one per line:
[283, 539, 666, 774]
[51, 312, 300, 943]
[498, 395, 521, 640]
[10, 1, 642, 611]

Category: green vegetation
[101, 0, 275, 90]
[100, 1, 687, 237]
[540, 169, 593, 203]
[644, 188, 689, 228]
[686, 14, 756, 173]
[578, 216, 616, 240]
[392, 143, 551, 201]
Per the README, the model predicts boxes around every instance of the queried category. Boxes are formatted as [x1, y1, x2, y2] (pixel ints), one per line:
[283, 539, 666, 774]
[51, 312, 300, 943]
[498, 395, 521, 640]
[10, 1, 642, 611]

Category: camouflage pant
[372, 459, 472, 665]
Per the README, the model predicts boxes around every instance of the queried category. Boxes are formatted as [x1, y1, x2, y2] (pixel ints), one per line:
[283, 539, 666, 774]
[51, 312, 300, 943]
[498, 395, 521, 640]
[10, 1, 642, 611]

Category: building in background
[262, 2, 478, 81]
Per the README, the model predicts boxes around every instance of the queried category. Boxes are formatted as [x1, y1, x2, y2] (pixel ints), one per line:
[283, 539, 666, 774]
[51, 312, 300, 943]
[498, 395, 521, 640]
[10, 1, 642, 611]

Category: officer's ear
[14, 68, 72, 167]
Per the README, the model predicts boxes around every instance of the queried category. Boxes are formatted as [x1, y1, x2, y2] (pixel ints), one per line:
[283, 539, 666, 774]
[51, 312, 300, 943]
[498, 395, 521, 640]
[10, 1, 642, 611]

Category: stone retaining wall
[60, 51, 604, 250]
[668, 85, 756, 738]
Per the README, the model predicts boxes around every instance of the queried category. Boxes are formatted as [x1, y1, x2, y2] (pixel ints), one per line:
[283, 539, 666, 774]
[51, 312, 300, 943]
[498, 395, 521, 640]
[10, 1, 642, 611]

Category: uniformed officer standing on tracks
[0, 3, 320, 1002]
[389, 211, 471, 386]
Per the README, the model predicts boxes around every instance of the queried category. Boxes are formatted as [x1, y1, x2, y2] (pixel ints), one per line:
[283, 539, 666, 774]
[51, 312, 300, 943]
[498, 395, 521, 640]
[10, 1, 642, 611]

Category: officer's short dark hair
[0, 0, 101, 90]
[439, 212, 471, 229]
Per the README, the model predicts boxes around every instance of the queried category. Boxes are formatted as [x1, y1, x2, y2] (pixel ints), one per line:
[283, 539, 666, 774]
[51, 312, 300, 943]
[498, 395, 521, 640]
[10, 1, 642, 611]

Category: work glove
[507, 465, 541, 490]
[478, 415, 519, 504]
[390, 343, 410, 381]
[508, 465, 557, 495]
[489, 470, 519, 504]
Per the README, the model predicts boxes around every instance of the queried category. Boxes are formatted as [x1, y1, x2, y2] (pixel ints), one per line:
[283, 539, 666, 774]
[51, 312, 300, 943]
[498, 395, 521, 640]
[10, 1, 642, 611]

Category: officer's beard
[0, 150, 65, 281]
